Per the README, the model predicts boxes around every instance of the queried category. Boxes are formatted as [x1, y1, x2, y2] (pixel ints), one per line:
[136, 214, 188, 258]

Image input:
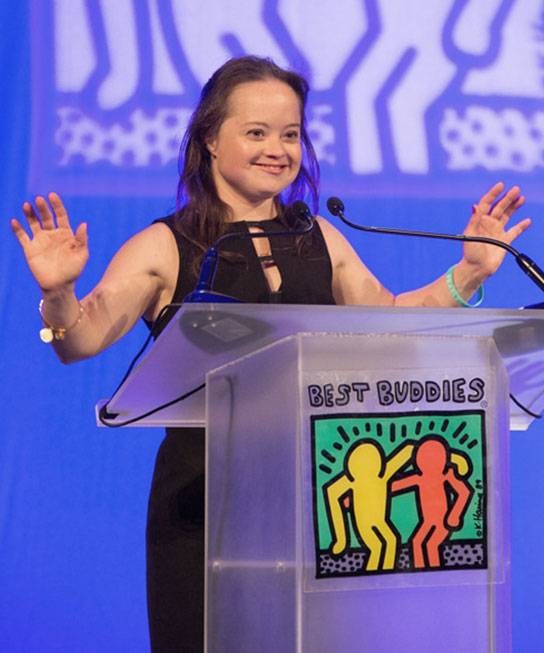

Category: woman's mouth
[254, 163, 287, 174]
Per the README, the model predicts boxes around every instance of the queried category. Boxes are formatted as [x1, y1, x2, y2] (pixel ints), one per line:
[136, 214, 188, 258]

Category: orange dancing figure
[391, 436, 473, 568]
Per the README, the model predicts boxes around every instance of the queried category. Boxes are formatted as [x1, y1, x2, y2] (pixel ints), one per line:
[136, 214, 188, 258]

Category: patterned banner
[31, 0, 544, 198]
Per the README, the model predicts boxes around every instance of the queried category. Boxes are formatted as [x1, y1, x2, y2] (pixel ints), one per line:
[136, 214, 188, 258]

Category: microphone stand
[327, 197, 544, 295]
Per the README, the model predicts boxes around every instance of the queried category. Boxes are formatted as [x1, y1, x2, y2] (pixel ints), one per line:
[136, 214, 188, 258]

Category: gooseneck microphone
[184, 200, 315, 303]
[327, 196, 544, 294]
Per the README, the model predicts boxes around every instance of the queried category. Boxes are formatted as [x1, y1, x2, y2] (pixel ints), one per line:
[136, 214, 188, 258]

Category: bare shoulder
[120, 220, 176, 256]
[315, 215, 342, 237]
[315, 216, 358, 263]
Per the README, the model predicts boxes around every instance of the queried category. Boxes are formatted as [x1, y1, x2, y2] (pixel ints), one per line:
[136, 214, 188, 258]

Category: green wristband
[446, 266, 484, 308]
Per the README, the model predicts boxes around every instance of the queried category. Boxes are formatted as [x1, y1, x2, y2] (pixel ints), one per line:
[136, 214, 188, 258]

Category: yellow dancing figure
[325, 440, 414, 571]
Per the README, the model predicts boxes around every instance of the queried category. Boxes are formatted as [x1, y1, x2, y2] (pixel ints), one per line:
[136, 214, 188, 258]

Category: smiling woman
[10, 54, 531, 652]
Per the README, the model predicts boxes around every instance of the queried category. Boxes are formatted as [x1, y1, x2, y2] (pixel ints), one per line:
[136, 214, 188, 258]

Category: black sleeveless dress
[146, 216, 335, 652]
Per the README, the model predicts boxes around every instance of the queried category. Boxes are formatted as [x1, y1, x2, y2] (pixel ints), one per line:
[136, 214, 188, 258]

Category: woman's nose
[262, 136, 286, 157]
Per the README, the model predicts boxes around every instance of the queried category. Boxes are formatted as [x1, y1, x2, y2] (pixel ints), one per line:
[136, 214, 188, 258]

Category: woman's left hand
[462, 182, 531, 278]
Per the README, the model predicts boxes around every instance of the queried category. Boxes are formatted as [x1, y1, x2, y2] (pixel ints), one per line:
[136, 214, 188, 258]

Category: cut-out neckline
[247, 224, 283, 294]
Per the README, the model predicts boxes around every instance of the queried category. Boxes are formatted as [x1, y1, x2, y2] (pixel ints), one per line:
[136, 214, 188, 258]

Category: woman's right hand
[11, 193, 89, 293]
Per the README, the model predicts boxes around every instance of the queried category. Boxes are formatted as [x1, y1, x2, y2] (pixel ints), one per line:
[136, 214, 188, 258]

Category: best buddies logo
[307, 377, 488, 579]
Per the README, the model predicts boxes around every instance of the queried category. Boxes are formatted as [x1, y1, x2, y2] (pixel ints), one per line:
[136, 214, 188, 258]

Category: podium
[98, 304, 544, 652]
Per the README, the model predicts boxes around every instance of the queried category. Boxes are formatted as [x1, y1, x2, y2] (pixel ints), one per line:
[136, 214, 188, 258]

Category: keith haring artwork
[311, 411, 486, 578]
[30, 0, 544, 199]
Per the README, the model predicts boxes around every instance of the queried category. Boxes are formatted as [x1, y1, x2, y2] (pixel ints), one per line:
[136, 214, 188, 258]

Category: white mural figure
[461, 0, 544, 98]
[148, 0, 185, 96]
[345, 0, 503, 174]
[277, 0, 366, 90]
[440, 0, 544, 173]
[53, 0, 97, 93]
[169, 0, 287, 84]
[95, 0, 140, 110]
[53, 0, 143, 109]
[54, 0, 185, 110]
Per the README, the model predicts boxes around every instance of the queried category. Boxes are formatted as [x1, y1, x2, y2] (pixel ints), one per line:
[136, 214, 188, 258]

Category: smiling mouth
[254, 163, 288, 173]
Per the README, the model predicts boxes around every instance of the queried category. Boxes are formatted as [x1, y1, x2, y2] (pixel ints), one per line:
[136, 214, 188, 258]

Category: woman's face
[207, 79, 303, 216]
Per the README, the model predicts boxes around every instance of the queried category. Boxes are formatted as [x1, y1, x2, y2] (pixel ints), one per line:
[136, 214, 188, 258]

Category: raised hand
[11, 193, 89, 292]
[462, 182, 531, 277]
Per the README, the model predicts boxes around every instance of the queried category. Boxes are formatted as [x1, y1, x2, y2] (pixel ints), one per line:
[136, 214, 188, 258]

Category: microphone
[327, 196, 544, 294]
[184, 201, 315, 303]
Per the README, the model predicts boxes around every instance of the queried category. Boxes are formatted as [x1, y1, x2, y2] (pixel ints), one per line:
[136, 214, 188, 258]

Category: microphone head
[291, 200, 312, 222]
[327, 196, 344, 217]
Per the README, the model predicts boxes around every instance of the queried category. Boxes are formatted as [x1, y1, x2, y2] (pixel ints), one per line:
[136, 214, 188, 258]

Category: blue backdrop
[1, 1, 544, 651]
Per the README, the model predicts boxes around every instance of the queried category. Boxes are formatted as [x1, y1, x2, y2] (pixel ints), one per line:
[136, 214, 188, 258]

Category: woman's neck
[222, 193, 277, 222]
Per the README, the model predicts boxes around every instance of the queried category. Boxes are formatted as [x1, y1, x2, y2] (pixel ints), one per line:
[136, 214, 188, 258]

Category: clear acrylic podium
[98, 304, 544, 652]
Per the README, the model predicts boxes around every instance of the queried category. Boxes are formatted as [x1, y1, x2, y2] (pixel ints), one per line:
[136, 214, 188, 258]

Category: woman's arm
[319, 183, 531, 307]
[11, 193, 179, 363]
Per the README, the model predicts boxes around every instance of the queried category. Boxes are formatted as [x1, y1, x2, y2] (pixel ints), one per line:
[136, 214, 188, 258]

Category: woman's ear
[206, 138, 218, 158]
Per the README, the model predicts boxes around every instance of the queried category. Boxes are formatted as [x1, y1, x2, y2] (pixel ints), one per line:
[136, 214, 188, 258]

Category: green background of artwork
[312, 412, 485, 550]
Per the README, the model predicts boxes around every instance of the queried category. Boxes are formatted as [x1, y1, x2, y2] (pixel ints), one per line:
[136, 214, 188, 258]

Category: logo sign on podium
[310, 410, 486, 579]
[303, 367, 494, 585]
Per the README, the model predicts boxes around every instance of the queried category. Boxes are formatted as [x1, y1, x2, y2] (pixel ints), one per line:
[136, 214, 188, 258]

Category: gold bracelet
[39, 299, 84, 343]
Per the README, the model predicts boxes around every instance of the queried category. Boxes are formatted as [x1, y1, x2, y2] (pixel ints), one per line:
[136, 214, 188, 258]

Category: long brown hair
[175, 55, 320, 273]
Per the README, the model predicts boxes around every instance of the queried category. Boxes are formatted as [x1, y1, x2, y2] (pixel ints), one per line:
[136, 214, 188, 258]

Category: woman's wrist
[448, 260, 487, 306]
[39, 299, 84, 342]
[39, 288, 83, 339]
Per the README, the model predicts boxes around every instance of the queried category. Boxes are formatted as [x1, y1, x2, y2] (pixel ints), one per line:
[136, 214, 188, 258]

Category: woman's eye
[248, 129, 265, 138]
[284, 131, 300, 140]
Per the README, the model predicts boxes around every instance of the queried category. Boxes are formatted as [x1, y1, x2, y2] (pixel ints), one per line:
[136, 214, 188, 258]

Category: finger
[22, 201, 44, 235]
[477, 181, 505, 215]
[505, 217, 531, 243]
[48, 192, 72, 229]
[10, 218, 31, 246]
[492, 194, 525, 226]
[501, 194, 526, 222]
[34, 195, 56, 229]
[489, 186, 522, 221]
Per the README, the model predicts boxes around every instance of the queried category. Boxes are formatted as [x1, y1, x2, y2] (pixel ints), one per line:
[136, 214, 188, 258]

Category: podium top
[98, 303, 544, 430]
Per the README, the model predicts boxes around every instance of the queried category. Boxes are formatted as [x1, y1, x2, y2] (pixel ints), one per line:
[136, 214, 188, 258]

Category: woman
[11, 56, 530, 651]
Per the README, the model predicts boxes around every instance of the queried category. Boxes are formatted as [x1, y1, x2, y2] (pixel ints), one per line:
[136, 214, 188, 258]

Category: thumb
[75, 222, 88, 247]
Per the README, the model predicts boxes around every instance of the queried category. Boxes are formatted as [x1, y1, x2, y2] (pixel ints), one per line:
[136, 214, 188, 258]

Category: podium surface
[99, 303, 544, 430]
